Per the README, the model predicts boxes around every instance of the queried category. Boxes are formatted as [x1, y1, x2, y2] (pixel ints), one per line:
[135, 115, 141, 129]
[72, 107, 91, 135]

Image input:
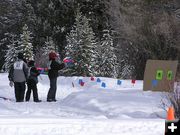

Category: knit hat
[49, 52, 58, 60]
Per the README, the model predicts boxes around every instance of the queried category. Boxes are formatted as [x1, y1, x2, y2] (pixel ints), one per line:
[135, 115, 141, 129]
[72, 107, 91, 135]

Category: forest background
[0, 0, 180, 79]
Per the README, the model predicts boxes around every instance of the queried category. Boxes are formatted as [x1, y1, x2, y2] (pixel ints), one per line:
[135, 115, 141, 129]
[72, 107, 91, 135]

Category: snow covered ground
[0, 73, 166, 135]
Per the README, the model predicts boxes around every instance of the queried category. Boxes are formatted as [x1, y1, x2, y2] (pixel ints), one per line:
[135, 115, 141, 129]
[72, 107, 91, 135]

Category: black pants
[26, 80, 39, 101]
[14, 82, 26, 102]
[47, 77, 57, 101]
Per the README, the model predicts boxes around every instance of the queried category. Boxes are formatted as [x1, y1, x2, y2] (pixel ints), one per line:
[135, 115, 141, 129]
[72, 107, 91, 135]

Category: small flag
[117, 80, 122, 85]
[79, 79, 83, 84]
[91, 77, 95, 81]
[131, 79, 136, 84]
[97, 78, 101, 83]
[152, 80, 158, 87]
[80, 81, 85, 86]
[101, 82, 106, 88]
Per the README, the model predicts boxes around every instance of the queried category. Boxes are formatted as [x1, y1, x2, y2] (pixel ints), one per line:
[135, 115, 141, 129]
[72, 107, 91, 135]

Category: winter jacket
[8, 59, 28, 82]
[28, 67, 40, 84]
[48, 60, 65, 79]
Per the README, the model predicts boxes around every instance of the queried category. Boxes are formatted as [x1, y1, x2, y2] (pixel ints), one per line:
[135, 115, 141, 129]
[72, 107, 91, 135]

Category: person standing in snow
[47, 51, 65, 102]
[25, 60, 41, 102]
[8, 52, 28, 102]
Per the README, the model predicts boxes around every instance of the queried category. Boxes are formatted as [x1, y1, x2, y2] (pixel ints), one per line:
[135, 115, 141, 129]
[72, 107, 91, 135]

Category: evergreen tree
[99, 29, 118, 78]
[0, 0, 23, 69]
[65, 8, 98, 76]
[73, 0, 109, 37]
[3, 34, 18, 71]
[18, 24, 34, 61]
[34, 36, 56, 67]
[43, 36, 56, 56]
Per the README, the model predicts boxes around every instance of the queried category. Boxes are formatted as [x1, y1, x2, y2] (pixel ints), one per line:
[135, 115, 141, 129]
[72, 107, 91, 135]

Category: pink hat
[49, 52, 58, 60]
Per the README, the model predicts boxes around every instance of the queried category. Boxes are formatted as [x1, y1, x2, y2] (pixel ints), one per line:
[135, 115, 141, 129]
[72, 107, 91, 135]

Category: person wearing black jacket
[25, 60, 41, 102]
[47, 52, 65, 102]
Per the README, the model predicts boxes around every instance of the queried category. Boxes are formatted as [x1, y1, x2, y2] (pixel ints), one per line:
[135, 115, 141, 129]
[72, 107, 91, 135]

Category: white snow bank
[0, 73, 166, 135]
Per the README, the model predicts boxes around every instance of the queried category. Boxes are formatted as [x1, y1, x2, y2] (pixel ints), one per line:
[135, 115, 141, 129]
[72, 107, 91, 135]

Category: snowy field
[0, 73, 166, 135]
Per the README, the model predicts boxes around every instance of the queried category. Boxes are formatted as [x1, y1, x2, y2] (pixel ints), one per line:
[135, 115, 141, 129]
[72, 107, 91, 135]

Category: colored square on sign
[156, 70, 163, 80]
[152, 80, 158, 87]
[165, 120, 180, 135]
[167, 70, 173, 80]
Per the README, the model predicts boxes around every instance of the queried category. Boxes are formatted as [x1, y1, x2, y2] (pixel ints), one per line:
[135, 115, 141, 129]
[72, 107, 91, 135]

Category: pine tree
[34, 36, 56, 67]
[18, 24, 34, 61]
[3, 34, 18, 71]
[43, 36, 56, 56]
[65, 7, 98, 76]
[99, 29, 118, 78]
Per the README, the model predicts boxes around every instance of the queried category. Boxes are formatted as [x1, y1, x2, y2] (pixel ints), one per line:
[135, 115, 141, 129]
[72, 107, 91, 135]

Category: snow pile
[0, 73, 166, 135]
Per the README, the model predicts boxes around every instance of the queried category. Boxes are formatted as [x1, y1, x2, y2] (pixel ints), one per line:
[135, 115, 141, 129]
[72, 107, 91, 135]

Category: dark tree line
[108, 0, 180, 79]
[0, 0, 179, 79]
